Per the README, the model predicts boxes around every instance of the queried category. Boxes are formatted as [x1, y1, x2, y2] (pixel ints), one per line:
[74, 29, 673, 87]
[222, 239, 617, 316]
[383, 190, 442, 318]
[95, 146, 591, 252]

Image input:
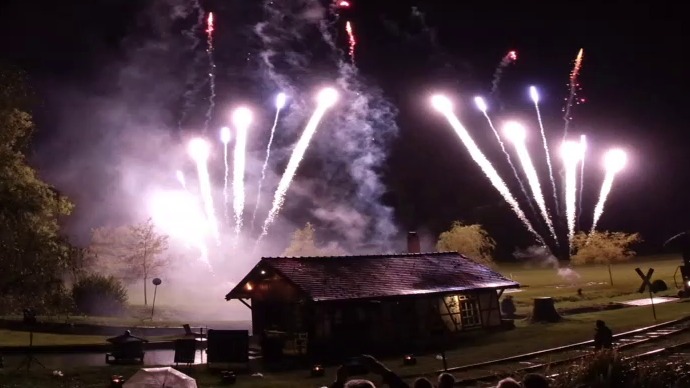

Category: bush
[550, 351, 690, 387]
[72, 274, 128, 316]
[651, 279, 668, 293]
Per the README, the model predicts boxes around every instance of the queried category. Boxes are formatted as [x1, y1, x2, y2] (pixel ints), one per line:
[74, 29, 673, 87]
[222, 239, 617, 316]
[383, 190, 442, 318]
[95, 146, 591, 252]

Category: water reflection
[3, 349, 206, 369]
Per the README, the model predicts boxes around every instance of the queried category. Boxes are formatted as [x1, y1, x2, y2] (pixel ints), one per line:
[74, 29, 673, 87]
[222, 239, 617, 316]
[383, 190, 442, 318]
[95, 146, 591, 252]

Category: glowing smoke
[147, 190, 209, 264]
[431, 95, 545, 245]
[188, 138, 219, 243]
[176, 170, 186, 189]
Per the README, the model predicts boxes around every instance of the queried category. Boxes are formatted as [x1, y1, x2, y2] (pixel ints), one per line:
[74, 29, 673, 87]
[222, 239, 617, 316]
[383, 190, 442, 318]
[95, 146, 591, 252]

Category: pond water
[2, 349, 206, 370]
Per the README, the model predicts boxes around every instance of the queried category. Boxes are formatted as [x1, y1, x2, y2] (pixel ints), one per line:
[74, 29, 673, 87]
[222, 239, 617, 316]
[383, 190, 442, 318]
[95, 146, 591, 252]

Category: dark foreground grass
[3, 301, 690, 388]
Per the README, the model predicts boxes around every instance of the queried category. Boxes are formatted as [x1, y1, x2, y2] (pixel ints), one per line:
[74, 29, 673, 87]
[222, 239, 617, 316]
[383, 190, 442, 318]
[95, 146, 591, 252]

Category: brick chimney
[407, 231, 421, 254]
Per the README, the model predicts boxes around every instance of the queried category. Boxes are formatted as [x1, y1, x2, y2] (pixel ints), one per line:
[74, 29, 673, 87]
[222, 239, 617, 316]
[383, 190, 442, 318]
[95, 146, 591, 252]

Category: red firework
[206, 12, 214, 36]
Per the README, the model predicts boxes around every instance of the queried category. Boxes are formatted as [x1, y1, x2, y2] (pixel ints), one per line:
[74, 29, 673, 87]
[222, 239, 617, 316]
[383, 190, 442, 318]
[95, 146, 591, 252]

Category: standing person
[593, 320, 613, 350]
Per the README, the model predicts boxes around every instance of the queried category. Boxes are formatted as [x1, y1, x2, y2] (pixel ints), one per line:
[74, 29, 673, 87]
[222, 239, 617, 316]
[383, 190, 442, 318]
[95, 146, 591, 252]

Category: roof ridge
[262, 251, 460, 260]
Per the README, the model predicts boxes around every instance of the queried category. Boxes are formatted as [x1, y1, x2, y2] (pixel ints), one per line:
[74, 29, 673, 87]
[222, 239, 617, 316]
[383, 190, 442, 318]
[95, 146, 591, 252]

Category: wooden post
[531, 297, 561, 323]
[648, 289, 657, 320]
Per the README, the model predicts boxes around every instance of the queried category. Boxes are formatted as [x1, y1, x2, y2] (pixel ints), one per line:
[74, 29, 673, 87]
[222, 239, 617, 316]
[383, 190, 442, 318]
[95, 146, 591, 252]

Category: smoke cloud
[514, 245, 581, 282]
[254, 0, 399, 251]
[32, 0, 402, 319]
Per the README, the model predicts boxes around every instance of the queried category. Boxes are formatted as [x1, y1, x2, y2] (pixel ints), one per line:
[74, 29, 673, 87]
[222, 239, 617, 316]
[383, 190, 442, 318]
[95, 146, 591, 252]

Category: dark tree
[0, 66, 74, 313]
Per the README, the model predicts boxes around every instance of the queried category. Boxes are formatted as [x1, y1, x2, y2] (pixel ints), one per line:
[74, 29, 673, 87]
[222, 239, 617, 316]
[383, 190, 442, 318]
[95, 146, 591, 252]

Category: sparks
[504, 121, 557, 242]
[530, 86, 559, 215]
[345, 21, 356, 63]
[220, 126, 231, 225]
[562, 48, 584, 140]
[577, 134, 587, 229]
[258, 88, 339, 243]
[561, 140, 584, 250]
[203, 12, 217, 133]
[252, 92, 287, 231]
[590, 149, 627, 235]
[491, 50, 518, 96]
[206, 12, 214, 35]
[474, 96, 536, 217]
[231, 107, 253, 237]
[431, 95, 545, 245]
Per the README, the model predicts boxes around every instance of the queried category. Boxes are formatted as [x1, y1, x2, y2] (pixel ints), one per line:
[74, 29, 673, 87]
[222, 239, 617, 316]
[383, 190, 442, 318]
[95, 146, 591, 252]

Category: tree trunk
[531, 297, 561, 323]
[144, 277, 148, 305]
[608, 264, 614, 287]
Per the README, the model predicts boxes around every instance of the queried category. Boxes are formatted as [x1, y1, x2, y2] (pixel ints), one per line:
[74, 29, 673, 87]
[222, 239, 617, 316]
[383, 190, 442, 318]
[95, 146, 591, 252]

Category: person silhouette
[593, 320, 613, 350]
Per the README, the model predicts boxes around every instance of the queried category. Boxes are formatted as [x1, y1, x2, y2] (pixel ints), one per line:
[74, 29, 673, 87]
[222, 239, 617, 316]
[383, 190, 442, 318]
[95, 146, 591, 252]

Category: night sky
[0, 0, 686, 259]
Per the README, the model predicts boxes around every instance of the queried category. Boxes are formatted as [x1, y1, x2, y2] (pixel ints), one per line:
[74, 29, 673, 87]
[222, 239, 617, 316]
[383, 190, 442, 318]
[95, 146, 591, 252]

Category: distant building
[225, 232, 519, 357]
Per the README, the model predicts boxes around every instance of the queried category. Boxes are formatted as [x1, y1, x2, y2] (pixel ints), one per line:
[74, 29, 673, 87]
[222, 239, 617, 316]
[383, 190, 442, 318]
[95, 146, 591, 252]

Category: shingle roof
[226, 252, 519, 302]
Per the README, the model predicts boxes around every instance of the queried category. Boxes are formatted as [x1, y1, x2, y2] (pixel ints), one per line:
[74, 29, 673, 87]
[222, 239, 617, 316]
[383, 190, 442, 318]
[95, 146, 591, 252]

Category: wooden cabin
[226, 235, 519, 358]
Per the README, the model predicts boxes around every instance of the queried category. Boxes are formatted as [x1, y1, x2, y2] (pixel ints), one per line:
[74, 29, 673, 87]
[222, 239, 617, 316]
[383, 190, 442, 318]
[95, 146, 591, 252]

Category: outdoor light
[245, 282, 253, 291]
[311, 364, 325, 377]
[403, 354, 417, 366]
[220, 370, 237, 384]
[260, 270, 266, 275]
[686, 280, 690, 287]
[110, 375, 125, 388]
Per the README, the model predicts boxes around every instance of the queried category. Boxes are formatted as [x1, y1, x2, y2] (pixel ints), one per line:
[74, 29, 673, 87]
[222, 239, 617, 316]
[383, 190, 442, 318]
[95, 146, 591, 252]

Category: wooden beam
[238, 299, 252, 310]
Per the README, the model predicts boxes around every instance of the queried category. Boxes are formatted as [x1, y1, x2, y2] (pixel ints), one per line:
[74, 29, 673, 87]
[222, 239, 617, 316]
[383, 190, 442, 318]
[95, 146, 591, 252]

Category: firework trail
[203, 12, 217, 133]
[188, 138, 219, 243]
[220, 126, 231, 225]
[257, 88, 339, 244]
[251, 93, 287, 230]
[561, 140, 583, 250]
[232, 108, 253, 237]
[345, 21, 356, 64]
[490, 50, 517, 97]
[474, 96, 536, 216]
[176, 170, 187, 189]
[590, 149, 627, 236]
[432, 95, 545, 246]
[504, 122, 558, 242]
[562, 48, 584, 140]
[530, 86, 560, 216]
[577, 134, 587, 228]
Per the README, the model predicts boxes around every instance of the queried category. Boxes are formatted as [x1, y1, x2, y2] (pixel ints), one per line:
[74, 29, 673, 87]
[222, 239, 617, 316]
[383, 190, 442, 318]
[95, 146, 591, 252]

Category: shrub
[651, 279, 668, 293]
[550, 351, 690, 387]
[72, 274, 128, 316]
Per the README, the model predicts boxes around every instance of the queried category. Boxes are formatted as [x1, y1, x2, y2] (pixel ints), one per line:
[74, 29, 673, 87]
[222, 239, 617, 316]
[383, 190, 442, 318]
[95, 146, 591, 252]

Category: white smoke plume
[253, 0, 399, 250]
[514, 245, 580, 282]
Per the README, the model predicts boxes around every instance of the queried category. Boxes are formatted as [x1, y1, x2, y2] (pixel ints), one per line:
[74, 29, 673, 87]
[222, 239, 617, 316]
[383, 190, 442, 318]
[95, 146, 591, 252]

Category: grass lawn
[3, 298, 690, 387]
[500, 254, 683, 315]
[1, 254, 687, 387]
